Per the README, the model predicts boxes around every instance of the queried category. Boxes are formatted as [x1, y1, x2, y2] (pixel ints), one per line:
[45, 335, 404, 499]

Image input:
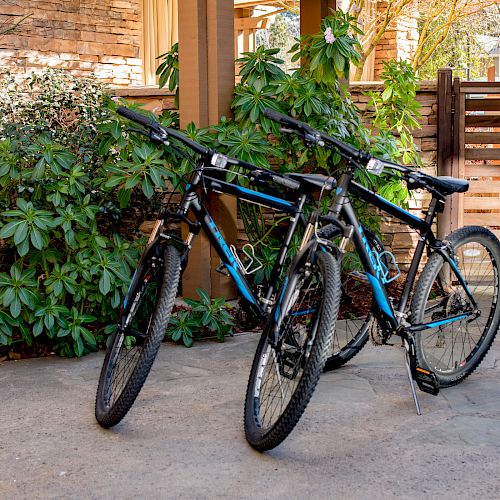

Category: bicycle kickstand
[403, 338, 422, 416]
[402, 333, 440, 415]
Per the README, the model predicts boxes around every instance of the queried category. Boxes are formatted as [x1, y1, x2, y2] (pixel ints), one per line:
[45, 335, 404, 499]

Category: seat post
[424, 196, 445, 227]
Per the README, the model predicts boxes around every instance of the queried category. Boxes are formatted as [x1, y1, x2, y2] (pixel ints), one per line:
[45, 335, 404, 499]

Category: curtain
[142, 0, 179, 85]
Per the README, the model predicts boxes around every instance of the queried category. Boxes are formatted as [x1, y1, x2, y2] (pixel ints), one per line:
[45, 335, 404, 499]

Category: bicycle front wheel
[244, 250, 341, 451]
[324, 226, 385, 371]
[411, 226, 500, 387]
[95, 245, 180, 428]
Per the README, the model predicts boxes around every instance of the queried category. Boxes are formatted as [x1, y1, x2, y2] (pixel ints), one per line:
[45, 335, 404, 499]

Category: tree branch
[0, 12, 32, 37]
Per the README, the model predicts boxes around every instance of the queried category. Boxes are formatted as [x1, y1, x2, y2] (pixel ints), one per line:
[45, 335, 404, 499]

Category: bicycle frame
[331, 171, 478, 336]
[122, 165, 309, 324]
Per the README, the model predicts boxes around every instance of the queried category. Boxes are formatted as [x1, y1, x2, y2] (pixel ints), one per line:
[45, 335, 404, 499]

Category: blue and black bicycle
[95, 106, 344, 428]
[243, 110, 500, 451]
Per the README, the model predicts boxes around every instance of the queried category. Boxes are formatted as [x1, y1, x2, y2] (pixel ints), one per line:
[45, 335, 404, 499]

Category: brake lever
[279, 127, 298, 135]
[304, 131, 324, 147]
[127, 126, 170, 146]
[279, 127, 324, 148]
[127, 126, 149, 137]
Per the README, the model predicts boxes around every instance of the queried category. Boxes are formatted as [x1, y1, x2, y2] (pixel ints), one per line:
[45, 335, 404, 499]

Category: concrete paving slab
[0, 332, 499, 499]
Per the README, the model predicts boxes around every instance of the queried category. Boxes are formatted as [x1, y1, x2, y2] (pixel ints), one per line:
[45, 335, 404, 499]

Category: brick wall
[0, 0, 143, 86]
[374, 1, 419, 79]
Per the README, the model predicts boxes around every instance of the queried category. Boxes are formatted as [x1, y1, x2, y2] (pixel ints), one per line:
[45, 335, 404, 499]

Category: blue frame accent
[289, 308, 317, 317]
[424, 313, 469, 329]
[447, 256, 474, 298]
[207, 217, 256, 305]
[233, 184, 293, 209]
[366, 272, 394, 318]
[123, 269, 137, 308]
[359, 226, 385, 280]
[275, 276, 289, 321]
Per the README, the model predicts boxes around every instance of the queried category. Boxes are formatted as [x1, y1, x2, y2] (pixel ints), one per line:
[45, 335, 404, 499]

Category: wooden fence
[438, 69, 500, 240]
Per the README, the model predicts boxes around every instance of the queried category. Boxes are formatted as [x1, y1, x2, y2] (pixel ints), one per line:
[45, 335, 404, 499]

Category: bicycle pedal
[413, 367, 440, 396]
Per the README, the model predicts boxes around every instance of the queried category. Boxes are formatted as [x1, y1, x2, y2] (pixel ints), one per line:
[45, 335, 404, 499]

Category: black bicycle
[95, 106, 343, 428]
[243, 109, 500, 450]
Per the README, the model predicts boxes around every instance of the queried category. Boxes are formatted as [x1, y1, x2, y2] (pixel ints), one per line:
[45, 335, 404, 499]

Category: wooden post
[453, 76, 465, 230]
[178, 0, 237, 299]
[437, 68, 453, 239]
[300, 0, 336, 35]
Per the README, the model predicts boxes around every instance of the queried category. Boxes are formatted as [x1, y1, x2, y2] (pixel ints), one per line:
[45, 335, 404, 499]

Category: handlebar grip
[271, 174, 300, 191]
[117, 106, 161, 132]
[117, 106, 211, 156]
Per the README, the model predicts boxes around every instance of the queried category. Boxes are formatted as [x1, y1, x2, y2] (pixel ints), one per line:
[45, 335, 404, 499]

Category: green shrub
[0, 70, 145, 356]
[166, 288, 234, 347]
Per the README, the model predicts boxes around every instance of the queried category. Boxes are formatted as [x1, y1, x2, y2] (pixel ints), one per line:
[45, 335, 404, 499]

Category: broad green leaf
[141, 175, 153, 198]
[13, 221, 28, 246]
[30, 227, 46, 250]
[99, 269, 111, 295]
[0, 220, 23, 239]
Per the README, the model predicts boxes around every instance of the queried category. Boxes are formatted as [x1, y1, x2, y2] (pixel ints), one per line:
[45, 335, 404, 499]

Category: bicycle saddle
[410, 174, 469, 197]
[287, 173, 336, 192]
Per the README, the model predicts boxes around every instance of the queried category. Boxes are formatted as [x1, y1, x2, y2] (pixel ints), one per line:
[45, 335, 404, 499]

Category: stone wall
[0, 0, 143, 86]
[112, 87, 176, 113]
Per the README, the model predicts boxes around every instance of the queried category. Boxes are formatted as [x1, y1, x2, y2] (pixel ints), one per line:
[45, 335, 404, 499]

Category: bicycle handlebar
[264, 108, 454, 197]
[117, 106, 210, 156]
[264, 108, 371, 165]
[116, 106, 301, 191]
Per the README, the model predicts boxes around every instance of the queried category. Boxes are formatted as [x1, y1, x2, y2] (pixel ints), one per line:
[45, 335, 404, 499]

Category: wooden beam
[465, 132, 500, 144]
[465, 115, 500, 127]
[178, 0, 237, 299]
[465, 148, 500, 161]
[300, 0, 336, 35]
[465, 164, 500, 177]
[437, 68, 453, 239]
[468, 181, 500, 193]
[464, 197, 500, 210]
[463, 213, 500, 226]
[459, 82, 500, 93]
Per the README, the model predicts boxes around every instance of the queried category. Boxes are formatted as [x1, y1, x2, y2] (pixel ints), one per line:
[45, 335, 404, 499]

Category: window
[142, 0, 178, 85]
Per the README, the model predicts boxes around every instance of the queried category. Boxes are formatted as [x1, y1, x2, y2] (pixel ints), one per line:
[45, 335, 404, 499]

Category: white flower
[324, 27, 336, 44]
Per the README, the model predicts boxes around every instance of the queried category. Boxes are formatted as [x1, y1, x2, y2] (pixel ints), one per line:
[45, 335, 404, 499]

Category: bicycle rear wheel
[411, 226, 500, 387]
[95, 245, 180, 428]
[244, 250, 341, 451]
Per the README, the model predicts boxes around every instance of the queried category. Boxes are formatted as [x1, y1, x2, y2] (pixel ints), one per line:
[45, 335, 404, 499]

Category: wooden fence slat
[464, 213, 500, 226]
[465, 148, 500, 160]
[460, 83, 500, 93]
[465, 116, 500, 127]
[465, 99, 500, 112]
[465, 165, 500, 177]
[465, 132, 500, 144]
[464, 197, 500, 210]
[468, 181, 500, 193]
